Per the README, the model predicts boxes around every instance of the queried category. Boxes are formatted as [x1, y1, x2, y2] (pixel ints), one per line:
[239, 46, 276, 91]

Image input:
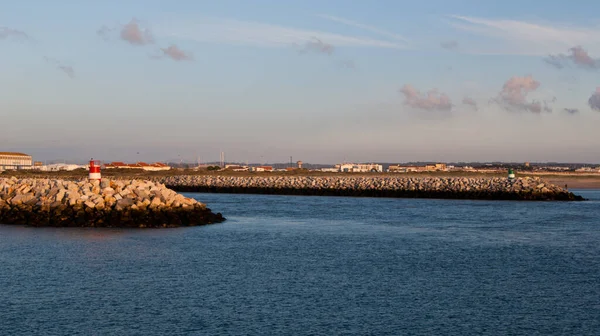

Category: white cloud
[447, 15, 600, 56]
[154, 17, 406, 49]
[316, 14, 410, 43]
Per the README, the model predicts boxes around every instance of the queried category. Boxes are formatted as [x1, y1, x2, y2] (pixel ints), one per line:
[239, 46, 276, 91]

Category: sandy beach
[545, 177, 600, 189]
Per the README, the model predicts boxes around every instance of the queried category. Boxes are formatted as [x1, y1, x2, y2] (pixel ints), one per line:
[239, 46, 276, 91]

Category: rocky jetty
[156, 175, 584, 201]
[0, 177, 225, 228]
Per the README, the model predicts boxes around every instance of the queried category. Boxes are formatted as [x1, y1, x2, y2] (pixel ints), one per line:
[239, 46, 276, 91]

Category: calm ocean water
[1, 191, 599, 335]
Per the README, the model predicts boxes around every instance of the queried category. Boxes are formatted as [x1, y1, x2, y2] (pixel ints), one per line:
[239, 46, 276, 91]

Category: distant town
[2, 151, 600, 175]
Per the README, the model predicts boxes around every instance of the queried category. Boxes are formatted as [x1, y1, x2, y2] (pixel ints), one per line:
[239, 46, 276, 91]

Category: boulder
[0, 177, 225, 228]
[154, 175, 584, 201]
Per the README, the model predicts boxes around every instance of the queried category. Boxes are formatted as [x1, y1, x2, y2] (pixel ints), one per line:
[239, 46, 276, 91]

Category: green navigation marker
[508, 168, 516, 180]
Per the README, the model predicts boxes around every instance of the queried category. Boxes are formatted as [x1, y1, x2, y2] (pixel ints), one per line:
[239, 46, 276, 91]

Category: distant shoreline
[2, 169, 600, 189]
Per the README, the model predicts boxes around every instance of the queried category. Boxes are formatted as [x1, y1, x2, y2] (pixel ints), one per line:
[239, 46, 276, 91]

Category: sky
[1, 0, 600, 164]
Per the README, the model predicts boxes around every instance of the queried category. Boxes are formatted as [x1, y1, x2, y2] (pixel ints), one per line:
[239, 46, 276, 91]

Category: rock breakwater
[0, 177, 225, 227]
[157, 176, 584, 201]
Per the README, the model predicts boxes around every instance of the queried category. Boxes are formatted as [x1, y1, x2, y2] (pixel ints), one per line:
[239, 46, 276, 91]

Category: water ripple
[1, 191, 599, 335]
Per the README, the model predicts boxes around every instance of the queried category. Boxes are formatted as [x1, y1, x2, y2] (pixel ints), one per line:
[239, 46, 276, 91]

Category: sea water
[1, 191, 599, 335]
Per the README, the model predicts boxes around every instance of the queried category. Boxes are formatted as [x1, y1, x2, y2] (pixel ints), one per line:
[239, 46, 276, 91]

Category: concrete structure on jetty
[156, 176, 584, 201]
[0, 178, 225, 228]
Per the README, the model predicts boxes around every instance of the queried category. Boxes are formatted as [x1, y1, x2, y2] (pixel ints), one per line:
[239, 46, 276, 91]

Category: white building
[104, 162, 171, 171]
[575, 167, 600, 173]
[335, 163, 383, 173]
[250, 166, 273, 172]
[37, 163, 86, 171]
[225, 164, 250, 171]
[387, 165, 416, 173]
[0, 152, 33, 170]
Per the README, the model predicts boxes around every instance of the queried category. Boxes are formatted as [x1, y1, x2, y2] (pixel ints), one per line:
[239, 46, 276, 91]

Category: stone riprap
[156, 175, 584, 201]
[0, 177, 225, 227]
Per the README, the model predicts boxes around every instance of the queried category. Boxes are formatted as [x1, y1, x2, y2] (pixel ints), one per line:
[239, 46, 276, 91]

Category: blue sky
[2, 0, 600, 164]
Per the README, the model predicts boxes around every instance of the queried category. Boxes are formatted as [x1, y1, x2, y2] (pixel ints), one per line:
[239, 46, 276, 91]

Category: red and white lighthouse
[89, 159, 101, 182]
